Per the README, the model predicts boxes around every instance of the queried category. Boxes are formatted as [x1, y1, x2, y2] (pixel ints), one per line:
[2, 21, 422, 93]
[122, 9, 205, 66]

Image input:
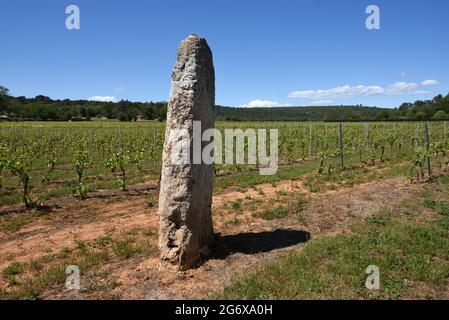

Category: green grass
[3, 232, 155, 300]
[221, 177, 449, 300]
[215, 160, 320, 190]
[303, 160, 409, 194]
[10, 247, 110, 300]
[222, 215, 449, 299]
[248, 191, 306, 221]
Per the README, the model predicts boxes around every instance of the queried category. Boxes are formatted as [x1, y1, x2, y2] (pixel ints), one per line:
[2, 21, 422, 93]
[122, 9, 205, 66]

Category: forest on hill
[216, 93, 449, 121]
[0, 86, 167, 122]
[1, 85, 449, 122]
[216, 105, 389, 121]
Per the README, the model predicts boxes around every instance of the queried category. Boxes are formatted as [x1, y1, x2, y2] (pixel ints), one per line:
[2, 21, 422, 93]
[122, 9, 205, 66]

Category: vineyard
[1, 121, 448, 208]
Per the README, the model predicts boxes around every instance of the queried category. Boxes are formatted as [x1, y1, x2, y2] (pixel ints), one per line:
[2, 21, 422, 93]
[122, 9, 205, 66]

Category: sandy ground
[0, 176, 419, 299]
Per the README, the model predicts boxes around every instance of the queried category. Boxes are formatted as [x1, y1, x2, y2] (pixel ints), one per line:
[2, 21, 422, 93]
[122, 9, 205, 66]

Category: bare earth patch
[0, 176, 419, 299]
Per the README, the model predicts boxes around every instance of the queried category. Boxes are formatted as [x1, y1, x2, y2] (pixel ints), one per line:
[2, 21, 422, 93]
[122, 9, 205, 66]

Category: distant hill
[1, 83, 448, 122]
[215, 105, 392, 122]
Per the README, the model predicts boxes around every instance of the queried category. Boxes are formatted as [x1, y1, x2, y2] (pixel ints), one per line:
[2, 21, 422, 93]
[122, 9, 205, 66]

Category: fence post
[339, 122, 344, 169]
[444, 121, 447, 140]
[324, 123, 328, 149]
[425, 122, 431, 179]
[364, 122, 369, 146]
[309, 124, 312, 158]
[153, 127, 157, 170]
[415, 122, 419, 148]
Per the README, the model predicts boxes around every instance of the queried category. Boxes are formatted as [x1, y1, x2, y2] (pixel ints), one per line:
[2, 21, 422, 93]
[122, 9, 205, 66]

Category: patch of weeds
[38, 254, 55, 264]
[112, 241, 134, 258]
[223, 200, 242, 211]
[123, 229, 139, 237]
[249, 198, 263, 205]
[78, 250, 109, 270]
[92, 269, 111, 280]
[254, 187, 265, 196]
[423, 199, 449, 216]
[328, 183, 338, 190]
[38, 266, 66, 288]
[227, 216, 240, 226]
[75, 240, 89, 254]
[287, 193, 307, 214]
[432, 173, 449, 185]
[276, 190, 288, 196]
[83, 280, 119, 294]
[2, 215, 28, 233]
[94, 236, 112, 247]
[257, 206, 289, 220]
[297, 212, 309, 226]
[112, 240, 151, 259]
[236, 187, 248, 194]
[304, 164, 390, 194]
[423, 199, 437, 209]
[4, 237, 118, 299]
[142, 229, 157, 238]
[2, 262, 24, 286]
[365, 215, 392, 227]
[304, 176, 321, 193]
[15, 266, 67, 299]
[417, 187, 433, 198]
[29, 260, 43, 272]
[57, 247, 72, 259]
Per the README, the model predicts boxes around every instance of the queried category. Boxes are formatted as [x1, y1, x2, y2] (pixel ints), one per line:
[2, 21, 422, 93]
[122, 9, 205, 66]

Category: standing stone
[158, 34, 215, 270]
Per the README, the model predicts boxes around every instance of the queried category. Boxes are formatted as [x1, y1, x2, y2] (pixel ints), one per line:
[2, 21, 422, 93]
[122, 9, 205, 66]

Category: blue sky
[0, 0, 448, 108]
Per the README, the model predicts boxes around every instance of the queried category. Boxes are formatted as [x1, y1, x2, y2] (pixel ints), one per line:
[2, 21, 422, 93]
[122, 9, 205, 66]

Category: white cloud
[310, 100, 333, 105]
[421, 79, 439, 86]
[288, 85, 384, 99]
[385, 82, 418, 95]
[288, 81, 433, 100]
[114, 86, 124, 92]
[383, 82, 430, 95]
[88, 96, 117, 102]
[238, 100, 283, 108]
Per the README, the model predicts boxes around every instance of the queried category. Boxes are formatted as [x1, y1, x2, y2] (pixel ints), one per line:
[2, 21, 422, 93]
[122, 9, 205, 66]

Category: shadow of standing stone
[210, 229, 311, 260]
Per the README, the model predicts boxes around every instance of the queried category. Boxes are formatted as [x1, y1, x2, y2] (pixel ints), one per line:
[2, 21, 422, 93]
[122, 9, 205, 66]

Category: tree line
[1, 85, 449, 122]
[0, 86, 167, 122]
[216, 105, 389, 121]
[395, 93, 449, 121]
[216, 93, 449, 122]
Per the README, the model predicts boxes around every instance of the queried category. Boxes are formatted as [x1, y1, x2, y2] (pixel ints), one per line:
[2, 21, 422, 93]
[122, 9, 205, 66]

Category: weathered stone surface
[158, 34, 215, 270]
